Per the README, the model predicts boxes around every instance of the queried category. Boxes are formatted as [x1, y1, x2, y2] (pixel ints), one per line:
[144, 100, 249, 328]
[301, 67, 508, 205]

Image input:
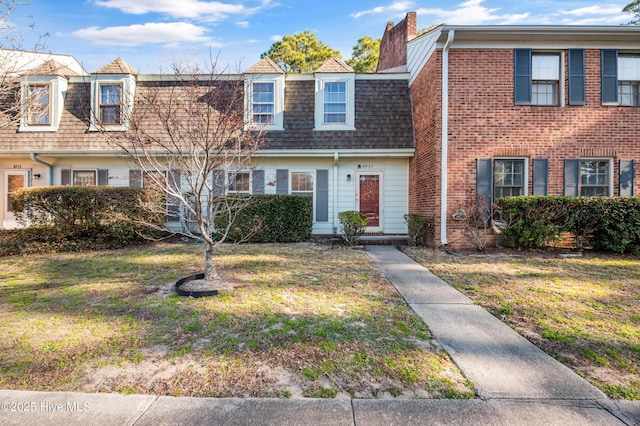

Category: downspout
[440, 29, 455, 246]
[30, 153, 54, 185]
[333, 152, 339, 234]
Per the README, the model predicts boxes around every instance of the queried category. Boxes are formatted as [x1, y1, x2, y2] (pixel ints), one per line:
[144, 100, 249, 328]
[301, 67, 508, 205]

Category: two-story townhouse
[379, 13, 640, 248]
[0, 54, 414, 237]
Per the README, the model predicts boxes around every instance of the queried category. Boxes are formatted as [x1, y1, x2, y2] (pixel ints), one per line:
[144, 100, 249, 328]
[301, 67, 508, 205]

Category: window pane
[73, 170, 96, 186]
[619, 82, 640, 106]
[101, 85, 121, 104]
[618, 55, 640, 81]
[100, 106, 121, 124]
[252, 82, 274, 124]
[580, 160, 609, 196]
[494, 159, 524, 199]
[532, 54, 560, 80]
[291, 172, 313, 194]
[28, 85, 50, 125]
[532, 82, 558, 106]
[228, 172, 250, 193]
[324, 82, 346, 124]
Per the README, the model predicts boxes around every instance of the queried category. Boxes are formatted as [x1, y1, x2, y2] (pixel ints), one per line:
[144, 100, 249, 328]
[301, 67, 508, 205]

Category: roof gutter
[440, 29, 455, 247]
[30, 153, 54, 185]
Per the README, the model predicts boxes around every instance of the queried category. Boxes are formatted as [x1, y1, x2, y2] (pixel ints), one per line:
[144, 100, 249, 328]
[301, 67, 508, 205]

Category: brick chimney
[376, 12, 417, 72]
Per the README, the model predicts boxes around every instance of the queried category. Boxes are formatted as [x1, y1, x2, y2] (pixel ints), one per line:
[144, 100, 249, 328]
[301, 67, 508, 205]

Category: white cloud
[558, 5, 624, 17]
[351, 1, 415, 18]
[93, 0, 269, 21]
[73, 22, 212, 46]
[415, 0, 528, 25]
[270, 34, 282, 42]
[236, 21, 250, 28]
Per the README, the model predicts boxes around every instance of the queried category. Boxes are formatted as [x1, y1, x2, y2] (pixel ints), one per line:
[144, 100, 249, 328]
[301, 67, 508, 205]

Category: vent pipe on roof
[440, 29, 455, 246]
[30, 153, 54, 185]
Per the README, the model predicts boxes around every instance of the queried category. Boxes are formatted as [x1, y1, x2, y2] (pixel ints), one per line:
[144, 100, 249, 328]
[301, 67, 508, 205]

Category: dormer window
[323, 81, 347, 123]
[99, 83, 122, 124]
[251, 82, 274, 124]
[27, 84, 51, 125]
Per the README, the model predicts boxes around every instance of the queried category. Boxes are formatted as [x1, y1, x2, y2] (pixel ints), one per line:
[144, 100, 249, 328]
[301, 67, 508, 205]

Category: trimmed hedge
[1, 186, 162, 256]
[219, 194, 313, 243]
[497, 196, 640, 254]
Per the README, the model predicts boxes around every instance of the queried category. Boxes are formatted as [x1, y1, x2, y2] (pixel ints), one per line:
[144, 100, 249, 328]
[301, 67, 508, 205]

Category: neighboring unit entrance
[357, 173, 381, 229]
[3, 170, 30, 229]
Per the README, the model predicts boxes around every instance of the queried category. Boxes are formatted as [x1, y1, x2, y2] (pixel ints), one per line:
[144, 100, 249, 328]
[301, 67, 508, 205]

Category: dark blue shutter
[316, 169, 329, 222]
[213, 170, 225, 196]
[514, 49, 532, 105]
[167, 170, 180, 222]
[568, 49, 585, 106]
[276, 169, 288, 195]
[619, 159, 635, 197]
[601, 49, 618, 104]
[129, 170, 142, 188]
[61, 169, 71, 185]
[252, 170, 265, 194]
[98, 169, 108, 186]
[564, 159, 580, 196]
[532, 159, 548, 196]
[477, 159, 492, 205]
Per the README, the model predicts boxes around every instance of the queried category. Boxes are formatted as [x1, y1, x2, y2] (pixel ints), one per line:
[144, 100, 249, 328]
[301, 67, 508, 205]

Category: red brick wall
[411, 48, 640, 248]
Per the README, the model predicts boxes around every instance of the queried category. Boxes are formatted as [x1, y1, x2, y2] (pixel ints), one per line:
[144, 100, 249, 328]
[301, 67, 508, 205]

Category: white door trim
[3, 169, 30, 229]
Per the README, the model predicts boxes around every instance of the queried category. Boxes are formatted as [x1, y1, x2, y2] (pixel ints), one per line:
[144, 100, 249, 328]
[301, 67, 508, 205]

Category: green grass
[405, 247, 640, 400]
[0, 242, 474, 399]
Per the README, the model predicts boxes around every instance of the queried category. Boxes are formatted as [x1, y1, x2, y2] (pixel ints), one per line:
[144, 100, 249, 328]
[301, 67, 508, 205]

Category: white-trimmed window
[228, 171, 250, 194]
[26, 84, 51, 125]
[618, 54, 640, 107]
[251, 82, 274, 124]
[314, 75, 355, 131]
[99, 83, 122, 124]
[580, 159, 611, 196]
[532, 53, 560, 106]
[291, 171, 314, 196]
[244, 75, 284, 131]
[73, 170, 97, 186]
[494, 159, 526, 199]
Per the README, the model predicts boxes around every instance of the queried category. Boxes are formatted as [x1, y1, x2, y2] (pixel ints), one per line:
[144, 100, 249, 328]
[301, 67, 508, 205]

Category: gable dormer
[244, 56, 285, 131]
[89, 57, 137, 131]
[19, 60, 76, 132]
[314, 57, 355, 131]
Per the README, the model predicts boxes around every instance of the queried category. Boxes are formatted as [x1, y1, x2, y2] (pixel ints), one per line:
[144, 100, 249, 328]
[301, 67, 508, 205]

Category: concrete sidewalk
[2, 246, 640, 425]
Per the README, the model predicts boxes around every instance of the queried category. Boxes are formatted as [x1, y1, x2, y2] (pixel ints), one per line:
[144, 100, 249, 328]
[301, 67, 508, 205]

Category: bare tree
[99, 63, 267, 287]
[0, 0, 49, 129]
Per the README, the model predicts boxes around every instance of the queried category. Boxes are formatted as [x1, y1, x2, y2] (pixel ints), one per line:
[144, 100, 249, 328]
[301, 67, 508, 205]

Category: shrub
[496, 197, 564, 250]
[219, 194, 313, 243]
[404, 213, 431, 246]
[338, 211, 368, 246]
[2, 186, 162, 256]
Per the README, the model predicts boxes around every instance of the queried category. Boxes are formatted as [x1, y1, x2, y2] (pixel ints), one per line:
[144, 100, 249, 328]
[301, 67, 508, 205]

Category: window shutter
[601, 49, 618, 104]
[213, 170, 225, 196]
[252, 170, 265, 194]
[316, 169, 329, 222]
[61, 169, 71, 185]
[167, 170, 181, 222]
[619, 159, 635, 197]
[568, 49, 585, 106]
[564, 159, 579, 196]
[476, 159, 492, 206]
[276, 169, 289, 195]
[514, 49, 532, 105]
[532, 159, 548, 196]
[97, 169, 108, 186]
[129, 170, 142, 188]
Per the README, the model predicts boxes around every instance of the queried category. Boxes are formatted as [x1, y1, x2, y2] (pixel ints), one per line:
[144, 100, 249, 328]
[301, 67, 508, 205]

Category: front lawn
[0, 243, 473, 399]
[404, 247, 640, 399]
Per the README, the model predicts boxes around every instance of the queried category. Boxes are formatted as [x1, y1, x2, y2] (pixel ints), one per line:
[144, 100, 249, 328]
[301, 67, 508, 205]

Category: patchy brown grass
[404, 247, 640, 400]
[0, 243, 473, 399]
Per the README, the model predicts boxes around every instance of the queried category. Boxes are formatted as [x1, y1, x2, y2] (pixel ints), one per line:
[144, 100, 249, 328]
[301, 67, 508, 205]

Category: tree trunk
[204, 243, 221, 283]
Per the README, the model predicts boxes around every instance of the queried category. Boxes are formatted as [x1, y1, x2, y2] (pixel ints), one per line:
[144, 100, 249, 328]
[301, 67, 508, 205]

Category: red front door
[359, 174, 380, 227]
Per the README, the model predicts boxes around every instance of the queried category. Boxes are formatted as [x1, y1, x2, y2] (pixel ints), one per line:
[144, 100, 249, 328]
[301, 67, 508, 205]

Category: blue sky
[13, 0, 634, 73]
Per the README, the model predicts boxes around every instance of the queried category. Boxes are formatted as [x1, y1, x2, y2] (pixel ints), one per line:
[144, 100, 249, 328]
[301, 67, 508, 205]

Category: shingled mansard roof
[315, 57, 354, 73]
[244, 56, 285, 74]
[93, 57, 138, 75]
[29, 59, 79, 77]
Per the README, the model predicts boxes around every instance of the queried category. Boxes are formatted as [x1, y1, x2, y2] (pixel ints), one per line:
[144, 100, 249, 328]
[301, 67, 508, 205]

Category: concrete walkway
[2, 246, 640, 425]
